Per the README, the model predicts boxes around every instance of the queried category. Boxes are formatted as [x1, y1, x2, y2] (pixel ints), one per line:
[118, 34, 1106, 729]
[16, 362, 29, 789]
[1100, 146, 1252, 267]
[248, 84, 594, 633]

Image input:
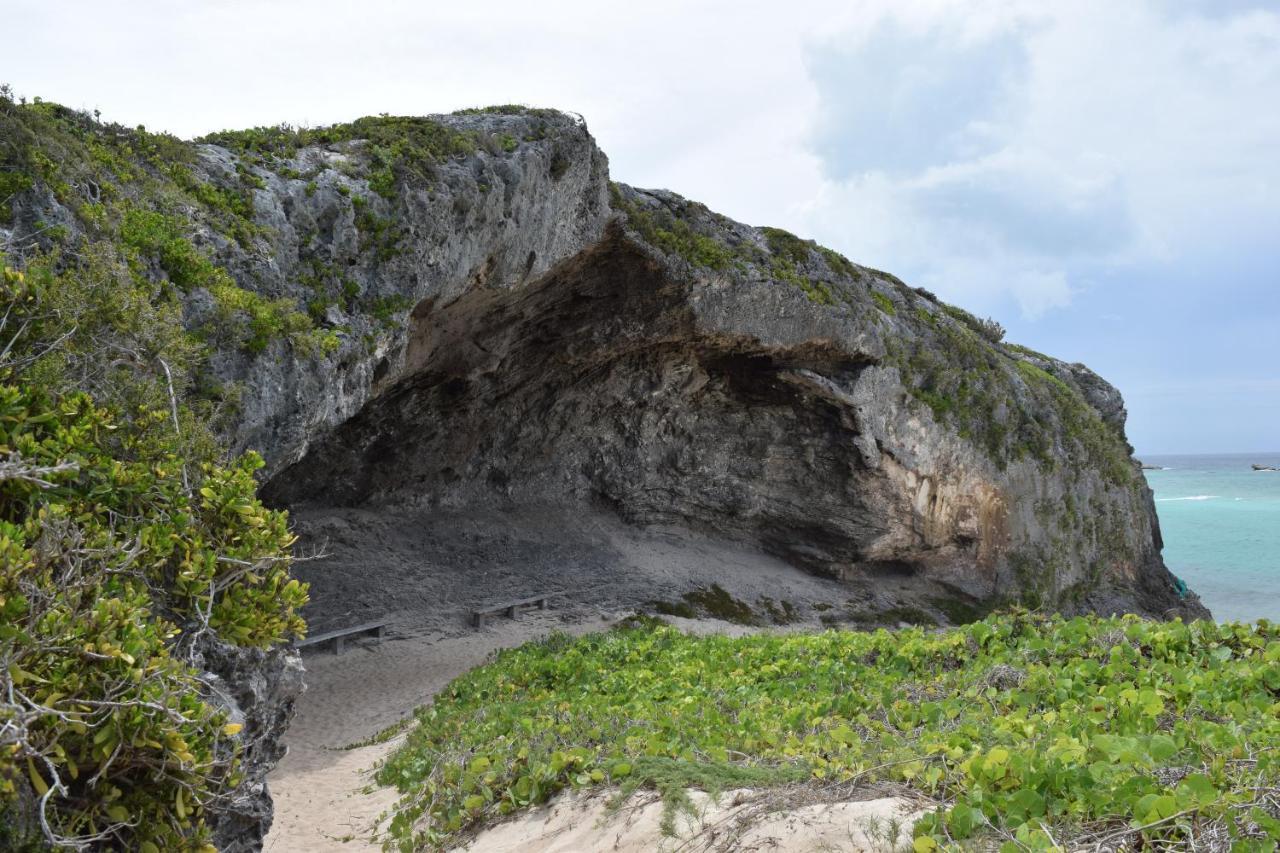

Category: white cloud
[806, 18, 1028, 177]
[795, 0, 1280, 317]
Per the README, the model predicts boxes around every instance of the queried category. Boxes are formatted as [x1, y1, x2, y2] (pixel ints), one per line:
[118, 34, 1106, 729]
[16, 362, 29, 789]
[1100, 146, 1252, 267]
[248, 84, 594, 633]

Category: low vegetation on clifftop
[381, 615, 1280, 851]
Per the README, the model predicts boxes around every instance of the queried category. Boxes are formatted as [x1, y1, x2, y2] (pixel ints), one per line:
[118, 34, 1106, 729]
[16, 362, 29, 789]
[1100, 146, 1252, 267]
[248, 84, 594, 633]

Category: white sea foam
[1155, 495, 1220, 502]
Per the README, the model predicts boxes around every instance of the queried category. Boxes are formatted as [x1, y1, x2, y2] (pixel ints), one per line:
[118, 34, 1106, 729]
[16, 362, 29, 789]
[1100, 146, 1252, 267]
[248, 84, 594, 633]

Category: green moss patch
[610, 188, 857, 307]
[202, 114, 475, 178]
[682, 584, 759, 625]
[871, 291, 897, 315]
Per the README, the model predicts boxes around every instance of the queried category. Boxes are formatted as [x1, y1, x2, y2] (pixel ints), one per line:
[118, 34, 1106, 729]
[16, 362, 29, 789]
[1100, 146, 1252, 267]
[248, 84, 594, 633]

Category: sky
[6, 0, 1278, 454]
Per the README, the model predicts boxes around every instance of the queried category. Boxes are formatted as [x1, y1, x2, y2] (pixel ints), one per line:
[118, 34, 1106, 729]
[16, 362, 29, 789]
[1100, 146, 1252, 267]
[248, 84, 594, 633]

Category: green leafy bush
[379, 613, 1280, 851]
[0, 257, 307, 845]
[118, 208, 315, 354]
[1, 92, 321, 360]
[943, 303, 1005, 343]
[0, 171, 33, 223]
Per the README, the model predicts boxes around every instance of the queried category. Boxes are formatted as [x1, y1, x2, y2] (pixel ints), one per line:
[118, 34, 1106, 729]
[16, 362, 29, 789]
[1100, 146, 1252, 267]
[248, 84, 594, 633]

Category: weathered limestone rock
[222, 136, 1204, 623]
[198, 640, 305, 851]
[206, 111, 612, 478]
[6, 105, 1207, 849]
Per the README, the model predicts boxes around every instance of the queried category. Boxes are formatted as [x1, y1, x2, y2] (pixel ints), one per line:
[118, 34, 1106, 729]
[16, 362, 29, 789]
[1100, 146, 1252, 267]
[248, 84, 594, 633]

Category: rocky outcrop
[97, 106, 1201, 624]
[205, 111, 612, 477]
[4, 104, 1207, 848]
[198, 640, 304, 852]
[191, 116, 1200, 624]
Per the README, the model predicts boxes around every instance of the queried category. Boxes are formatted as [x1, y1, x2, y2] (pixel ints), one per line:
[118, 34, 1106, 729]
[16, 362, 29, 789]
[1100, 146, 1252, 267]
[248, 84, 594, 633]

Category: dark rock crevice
[264, 230, 886, 583]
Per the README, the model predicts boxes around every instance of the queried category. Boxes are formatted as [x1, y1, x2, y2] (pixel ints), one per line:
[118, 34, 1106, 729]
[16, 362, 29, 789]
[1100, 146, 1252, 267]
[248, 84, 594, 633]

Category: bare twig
[156, 356, 191, 495]
[0, 454, 77, 488]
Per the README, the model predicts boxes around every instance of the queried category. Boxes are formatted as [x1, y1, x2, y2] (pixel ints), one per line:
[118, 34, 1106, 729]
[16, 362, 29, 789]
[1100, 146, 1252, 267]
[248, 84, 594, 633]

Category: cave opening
[262, 232, 885, 634]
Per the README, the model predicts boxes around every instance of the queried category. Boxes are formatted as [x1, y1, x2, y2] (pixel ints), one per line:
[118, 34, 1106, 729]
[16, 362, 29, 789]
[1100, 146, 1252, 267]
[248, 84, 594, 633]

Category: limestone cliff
[1, 102, 1206, 847]
[5, 104, 1206, 622]
[163, 108, 1198, 623]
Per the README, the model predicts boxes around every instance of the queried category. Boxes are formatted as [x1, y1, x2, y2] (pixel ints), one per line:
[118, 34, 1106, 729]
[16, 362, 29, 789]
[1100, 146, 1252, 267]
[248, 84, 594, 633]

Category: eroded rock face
[4, 105, 1207, 850]
[147, 109, 1198, 626]
[262, 202, 1203, 621]
[209, 110, 612, 477]
[197, 640, 304, 852]
[197, 113, 1204, 625]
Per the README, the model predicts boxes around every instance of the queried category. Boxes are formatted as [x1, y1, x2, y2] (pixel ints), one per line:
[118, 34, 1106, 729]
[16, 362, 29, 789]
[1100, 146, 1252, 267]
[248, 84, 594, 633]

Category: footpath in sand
[264, 611, 614, 851]
[265, 609, 923, 852]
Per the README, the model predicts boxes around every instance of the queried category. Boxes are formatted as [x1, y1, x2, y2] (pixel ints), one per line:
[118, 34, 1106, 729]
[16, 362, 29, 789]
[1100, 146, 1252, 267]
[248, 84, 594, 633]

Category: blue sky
[7, 0, 1278, 453]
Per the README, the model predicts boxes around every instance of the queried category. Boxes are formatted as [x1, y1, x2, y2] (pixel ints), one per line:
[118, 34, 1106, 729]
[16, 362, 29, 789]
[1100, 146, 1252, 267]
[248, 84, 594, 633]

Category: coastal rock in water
[1252, 464, 1278, 471]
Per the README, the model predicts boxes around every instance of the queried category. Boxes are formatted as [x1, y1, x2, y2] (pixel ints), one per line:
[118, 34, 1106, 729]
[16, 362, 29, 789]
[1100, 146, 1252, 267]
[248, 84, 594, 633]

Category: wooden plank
[298, 620, 387, 645]
[472, 596, 550, 618]
[470, 595, 552, 628]
[297, 620, 388, 648]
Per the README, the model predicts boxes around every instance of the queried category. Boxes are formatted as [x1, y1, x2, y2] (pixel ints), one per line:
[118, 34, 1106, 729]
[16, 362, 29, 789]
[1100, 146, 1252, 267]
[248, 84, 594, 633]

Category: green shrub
[943, 303, 1005, 343]
[611, 190, 850, 306]
[609, 185, 736, 271]
[352, 197, 402, 263]
[0, 253, 307, 848]
[200, 115, 475, 203]
[0, 388, 305, 848]
[871, 291, 897, 315]
[121, 208, 211, 290]
[454, 105, 537, 116]
[817, 245, 857, 279]
[759, 226, 811, 265]
[367, 294, 413, 325]
[118, 208, 316, 355]
[0, 171, 33, 222]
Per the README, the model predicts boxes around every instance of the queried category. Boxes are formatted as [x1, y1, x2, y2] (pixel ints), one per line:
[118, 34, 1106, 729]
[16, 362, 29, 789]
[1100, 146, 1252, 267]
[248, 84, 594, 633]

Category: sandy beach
[263, 610, 617, 851]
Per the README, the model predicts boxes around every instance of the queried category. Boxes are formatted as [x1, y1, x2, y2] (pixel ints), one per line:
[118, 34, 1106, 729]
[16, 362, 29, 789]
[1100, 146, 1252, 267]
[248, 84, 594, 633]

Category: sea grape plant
[380, 613, 1280, 851]
[0, 263, 307, 848]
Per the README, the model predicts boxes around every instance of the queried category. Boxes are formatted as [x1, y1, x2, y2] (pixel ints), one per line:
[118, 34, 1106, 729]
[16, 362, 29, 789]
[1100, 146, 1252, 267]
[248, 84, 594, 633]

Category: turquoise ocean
[1142, 453, 1280, 623]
